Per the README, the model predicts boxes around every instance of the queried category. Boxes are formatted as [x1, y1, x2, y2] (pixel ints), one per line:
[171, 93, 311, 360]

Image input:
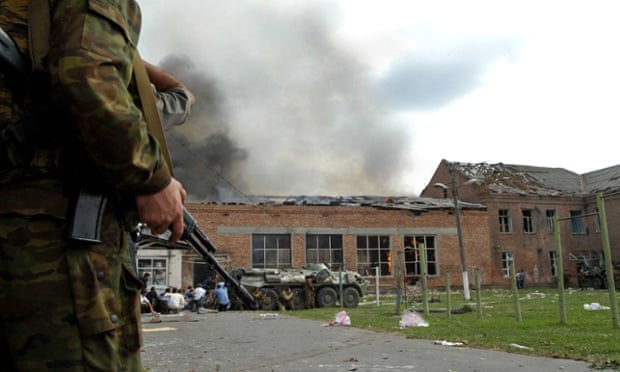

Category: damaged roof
[453, 161, 620, 196]
[217, 194, 485, 212]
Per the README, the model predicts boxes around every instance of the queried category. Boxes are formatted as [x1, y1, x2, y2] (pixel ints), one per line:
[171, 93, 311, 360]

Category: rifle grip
[68, 189, 107, 243]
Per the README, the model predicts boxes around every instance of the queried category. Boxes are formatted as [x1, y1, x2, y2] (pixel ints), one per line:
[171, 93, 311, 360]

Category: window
[570, 210, 586, 234]
[501, 252, 514, 278]
[545, 209, 556, 233]
[356, 235, 391, 276]
[499, 209, 511, 233]
[137, 258, 168, 289]
[403, 235, 438, 277]
[252, 234, 291, 268]
[522, 209, 535, 233]
[594, 208, 601, 233]
[306, 234, 343, 270]
[549, 251, 557, 277]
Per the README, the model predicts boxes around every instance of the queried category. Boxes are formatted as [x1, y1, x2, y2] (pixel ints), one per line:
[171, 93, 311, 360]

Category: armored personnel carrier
[235, 263, 369, 310]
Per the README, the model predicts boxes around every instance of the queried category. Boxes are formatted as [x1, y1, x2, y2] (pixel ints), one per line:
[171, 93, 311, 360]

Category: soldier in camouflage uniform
[0, 1, 186, 371]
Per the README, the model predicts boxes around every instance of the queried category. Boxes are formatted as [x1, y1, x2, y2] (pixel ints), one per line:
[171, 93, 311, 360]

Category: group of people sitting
[140, 278, 232, 315]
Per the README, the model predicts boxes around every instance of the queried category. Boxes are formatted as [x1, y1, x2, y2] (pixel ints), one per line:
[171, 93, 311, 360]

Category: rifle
[0, 25, 257, 310]
[180, 208, 257, 310]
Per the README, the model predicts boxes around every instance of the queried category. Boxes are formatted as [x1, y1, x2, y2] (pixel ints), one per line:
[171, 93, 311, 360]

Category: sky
[138, 0, 620, 201]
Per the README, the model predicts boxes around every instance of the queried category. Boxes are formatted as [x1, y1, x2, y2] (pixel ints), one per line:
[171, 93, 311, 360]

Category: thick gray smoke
[141, 1, 413, 201]
[158, 54, 249, 201]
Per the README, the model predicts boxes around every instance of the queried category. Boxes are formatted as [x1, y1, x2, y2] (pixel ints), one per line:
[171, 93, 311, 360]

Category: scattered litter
[509, 343, 533, 350]
[584, 302, 610, 311]
[258, 313, 280, 318]
[323, 310, 351, 326]
[399, 311, 429, 328]
[525, 291, 546, 299]
[433, 340, 464, 347]
[142, 327, 178, 332]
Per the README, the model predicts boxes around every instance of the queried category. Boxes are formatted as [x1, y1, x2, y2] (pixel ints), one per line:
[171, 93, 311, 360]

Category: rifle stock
[182, 207, 257, 310]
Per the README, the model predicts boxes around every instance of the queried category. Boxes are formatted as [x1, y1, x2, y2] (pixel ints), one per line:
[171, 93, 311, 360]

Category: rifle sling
[133, 54, 174, 176]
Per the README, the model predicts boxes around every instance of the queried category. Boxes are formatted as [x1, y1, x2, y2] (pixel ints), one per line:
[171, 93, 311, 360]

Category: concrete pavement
[140, 310, 613, 372]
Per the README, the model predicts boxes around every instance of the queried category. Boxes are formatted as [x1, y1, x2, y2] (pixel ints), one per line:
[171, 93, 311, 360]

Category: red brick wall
[187, 203, 491, 292]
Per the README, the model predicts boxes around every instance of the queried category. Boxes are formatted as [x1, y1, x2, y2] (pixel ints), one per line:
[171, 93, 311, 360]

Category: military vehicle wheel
[261, 288, 279, 310]
[292, 288, 305, 309]
[592, 276, 605, 289]
[342, 287, 359, 308]
[316, 287, 338, 307]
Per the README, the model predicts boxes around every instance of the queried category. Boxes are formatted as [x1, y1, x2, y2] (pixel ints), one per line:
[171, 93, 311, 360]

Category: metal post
[451, 166, 471, 301]
[597, 193, 619, 329]
[419, 243, 429, 316]
[553, 214, 567, 324]
[375, 266, 380, 307]
[446, 269, 452, 318]
[396, 251, 402, 314]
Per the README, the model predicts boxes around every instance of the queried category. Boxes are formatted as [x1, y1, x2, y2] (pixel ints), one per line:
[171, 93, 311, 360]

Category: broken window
[306, 234, 343, 270]
[138, 258, 168, 289]
[498, 209, 512, 233]
[403, 235, 438, 277]
[501, 251, 514, 278]
[522, 209, 535, 233]
[356, 235, 391, 276]
[545, 209, 556, 233]
[251, 234, 291, 268]
[549, 251, 557, 277]
[569, 210, 586, 234]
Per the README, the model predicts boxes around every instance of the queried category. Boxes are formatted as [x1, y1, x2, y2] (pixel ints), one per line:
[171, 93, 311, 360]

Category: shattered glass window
[403, 235, 438, 277]
[501, 251, 514, 278]
[569, 210, 585, 234]
[549, 251, 557, 277]
[522, 209, 535, 234]
[356, 235, 391, 276]
[306, 234, 343, 270]
[545, 209, 556, 233]
[498, 209, 512, 233]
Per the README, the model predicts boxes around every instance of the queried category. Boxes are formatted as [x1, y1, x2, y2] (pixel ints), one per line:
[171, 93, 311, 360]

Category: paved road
[140, 310, 612, 372]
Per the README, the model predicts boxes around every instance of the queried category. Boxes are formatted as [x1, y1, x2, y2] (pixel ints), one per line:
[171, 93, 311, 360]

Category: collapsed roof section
[452, 161, 620, 196]
[216, 194, 485, 213]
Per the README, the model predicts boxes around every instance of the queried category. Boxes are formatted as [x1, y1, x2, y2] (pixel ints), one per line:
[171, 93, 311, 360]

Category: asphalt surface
[140, 310, 613, 372]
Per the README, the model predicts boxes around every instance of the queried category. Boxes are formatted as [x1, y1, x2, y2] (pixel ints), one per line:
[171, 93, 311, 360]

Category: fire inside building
[135, 160, 620, 295]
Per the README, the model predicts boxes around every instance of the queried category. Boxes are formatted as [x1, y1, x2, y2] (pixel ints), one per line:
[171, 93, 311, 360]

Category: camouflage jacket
[0, 0, 171, 219]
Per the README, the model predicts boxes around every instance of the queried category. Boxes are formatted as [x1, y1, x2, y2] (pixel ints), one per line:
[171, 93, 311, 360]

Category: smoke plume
[141, 1, 413, 201]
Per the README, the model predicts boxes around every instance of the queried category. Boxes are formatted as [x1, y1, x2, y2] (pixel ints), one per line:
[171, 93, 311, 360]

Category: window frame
[305, 234, 344, 270]
[569, 210, 586, 234]
[403, 235, 439, 277]
[251, 233, 292, 268]
[522, 209, 536, 234]
[356, 234, 392, 277]
[501, 251, 514, 278]
[498, 209, 512, 233]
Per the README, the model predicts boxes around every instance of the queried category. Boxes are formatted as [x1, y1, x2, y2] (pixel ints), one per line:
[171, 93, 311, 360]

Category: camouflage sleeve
[48, 0, 170, 195]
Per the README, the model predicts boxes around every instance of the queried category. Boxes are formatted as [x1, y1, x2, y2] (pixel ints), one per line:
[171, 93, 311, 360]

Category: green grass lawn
[290, 288, 620, 370]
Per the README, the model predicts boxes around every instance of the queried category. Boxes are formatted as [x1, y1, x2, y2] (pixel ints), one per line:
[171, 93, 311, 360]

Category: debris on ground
[399, 311, 429, 328]
[257, 313, 280, 319]
[509, 343, 533, 350]
[323, 310, 351, 326]
[584, 302, 610, 311]
[433, 340, 465, 347]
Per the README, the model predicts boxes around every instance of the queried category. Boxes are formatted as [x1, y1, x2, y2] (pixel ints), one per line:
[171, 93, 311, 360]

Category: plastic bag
[399, 311, 429, 328]
[335, 310, 351, 326]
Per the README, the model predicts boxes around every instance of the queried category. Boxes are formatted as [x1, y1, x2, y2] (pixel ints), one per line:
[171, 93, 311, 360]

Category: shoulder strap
[28, 0, 51, 71]
[133, 53, 174, 175]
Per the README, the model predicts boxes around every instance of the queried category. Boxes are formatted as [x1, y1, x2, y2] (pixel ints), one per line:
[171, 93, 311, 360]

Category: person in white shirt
[192, 284, 207, 314]
[167, 288, 186, 313]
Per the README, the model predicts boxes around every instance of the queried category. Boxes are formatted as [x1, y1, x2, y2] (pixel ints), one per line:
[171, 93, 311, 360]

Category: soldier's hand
[136, 178, 187, 241]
